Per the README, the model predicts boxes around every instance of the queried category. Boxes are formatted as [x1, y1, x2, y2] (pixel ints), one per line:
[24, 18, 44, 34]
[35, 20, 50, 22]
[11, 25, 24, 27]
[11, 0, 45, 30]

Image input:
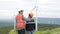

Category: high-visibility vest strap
[16, 20, 24, 23]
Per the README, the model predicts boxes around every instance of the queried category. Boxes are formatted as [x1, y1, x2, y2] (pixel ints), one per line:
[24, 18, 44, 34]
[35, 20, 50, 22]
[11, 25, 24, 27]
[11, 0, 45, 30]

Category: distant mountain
[0, 19, 14, 28]
[0, 18, 60, 25]
[34, 18, 60, 25]
[0, 18, 60, 28]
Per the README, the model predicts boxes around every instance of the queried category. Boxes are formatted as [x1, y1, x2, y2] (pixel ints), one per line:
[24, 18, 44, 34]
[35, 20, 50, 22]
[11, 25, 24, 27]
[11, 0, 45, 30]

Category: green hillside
[0, 26, 13, 34]
[0, 23, 60, 34]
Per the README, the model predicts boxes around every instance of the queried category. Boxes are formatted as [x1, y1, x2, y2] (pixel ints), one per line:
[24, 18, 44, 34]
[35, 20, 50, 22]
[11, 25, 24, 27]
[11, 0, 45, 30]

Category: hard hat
[29, 12, 34, 17]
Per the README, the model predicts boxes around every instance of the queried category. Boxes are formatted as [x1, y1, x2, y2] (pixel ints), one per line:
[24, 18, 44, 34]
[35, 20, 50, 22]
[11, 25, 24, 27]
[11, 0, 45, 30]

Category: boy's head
[29, 12, 34, 18]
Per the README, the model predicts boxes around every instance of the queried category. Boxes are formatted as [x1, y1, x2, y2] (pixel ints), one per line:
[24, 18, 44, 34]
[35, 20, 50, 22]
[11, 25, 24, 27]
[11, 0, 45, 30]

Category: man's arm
[22, 16, 32, 21]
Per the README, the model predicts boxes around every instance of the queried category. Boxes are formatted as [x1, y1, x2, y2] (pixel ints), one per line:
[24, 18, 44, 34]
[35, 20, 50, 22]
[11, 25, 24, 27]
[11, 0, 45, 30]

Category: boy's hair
[29, 14, 32, 18]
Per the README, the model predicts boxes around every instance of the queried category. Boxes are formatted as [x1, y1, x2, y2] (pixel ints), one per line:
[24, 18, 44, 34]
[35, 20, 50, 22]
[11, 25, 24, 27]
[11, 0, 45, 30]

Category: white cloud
[0, 0, 60, 19]
[0, 10, 14, 19]
[0, 0, 17, 1]
[0, 1, 18, 10]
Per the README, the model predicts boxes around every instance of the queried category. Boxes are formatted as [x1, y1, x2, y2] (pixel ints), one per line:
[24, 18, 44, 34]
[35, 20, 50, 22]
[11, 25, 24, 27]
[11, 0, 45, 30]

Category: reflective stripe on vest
[16, 20, 23, 23]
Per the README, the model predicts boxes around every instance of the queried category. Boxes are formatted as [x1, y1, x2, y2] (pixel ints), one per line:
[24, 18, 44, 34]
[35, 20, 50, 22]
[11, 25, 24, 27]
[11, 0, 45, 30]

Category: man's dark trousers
[18, 29, 25, 34]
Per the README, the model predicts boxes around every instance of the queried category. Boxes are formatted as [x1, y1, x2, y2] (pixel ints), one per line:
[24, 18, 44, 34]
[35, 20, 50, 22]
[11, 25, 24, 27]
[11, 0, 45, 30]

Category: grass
[0, 26, 13, 34]
[9, 27, 60, 34]
[9, 29, 18, 34]
[0, 23, 60, 34]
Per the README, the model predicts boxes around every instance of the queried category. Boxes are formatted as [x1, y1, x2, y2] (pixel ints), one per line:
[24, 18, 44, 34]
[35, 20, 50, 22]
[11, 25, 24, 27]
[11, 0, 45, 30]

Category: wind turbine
[30, 6, 40, 31]
[31, 0, 38, 31]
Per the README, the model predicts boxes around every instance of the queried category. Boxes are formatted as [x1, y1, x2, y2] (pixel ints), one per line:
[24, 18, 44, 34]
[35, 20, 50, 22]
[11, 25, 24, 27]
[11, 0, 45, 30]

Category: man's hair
[18, 10, 23, 14]
[20, 10, 23, 12]
[18, 11, 21, 13]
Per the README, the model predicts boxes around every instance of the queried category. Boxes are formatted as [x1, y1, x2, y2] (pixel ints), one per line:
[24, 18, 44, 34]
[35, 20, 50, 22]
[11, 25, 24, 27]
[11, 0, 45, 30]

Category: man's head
[18, 10, 24, 14]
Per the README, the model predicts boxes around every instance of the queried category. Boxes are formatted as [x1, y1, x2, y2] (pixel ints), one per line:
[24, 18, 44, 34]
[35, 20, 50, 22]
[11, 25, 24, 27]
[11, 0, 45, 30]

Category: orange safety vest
[16, 14, 25, 29]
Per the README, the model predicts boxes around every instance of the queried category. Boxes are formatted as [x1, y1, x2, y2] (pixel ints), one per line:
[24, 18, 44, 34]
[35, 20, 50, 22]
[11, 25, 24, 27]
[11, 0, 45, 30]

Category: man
[16, 10, 25, 34]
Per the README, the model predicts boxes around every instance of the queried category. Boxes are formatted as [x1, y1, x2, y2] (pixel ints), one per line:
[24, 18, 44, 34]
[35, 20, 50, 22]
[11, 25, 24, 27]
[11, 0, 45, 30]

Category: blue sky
[0, 0, 60, 19]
